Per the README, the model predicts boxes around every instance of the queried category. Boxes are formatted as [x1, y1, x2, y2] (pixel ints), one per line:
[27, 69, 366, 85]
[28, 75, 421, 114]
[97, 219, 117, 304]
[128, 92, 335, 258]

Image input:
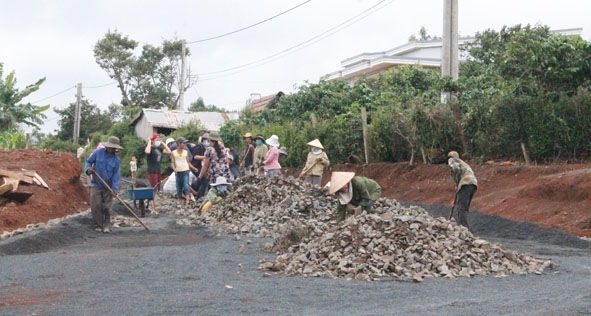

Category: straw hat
[265, 135, 280, 147]
[102, 136, 123, 150]
[328, 172, 355, 194]
[243, 132, 253, 138]
[307, 139, 324, 149]
[255, 134, 265, 141]
[210, 176, 230, 186]
[448, 151, 459, 159]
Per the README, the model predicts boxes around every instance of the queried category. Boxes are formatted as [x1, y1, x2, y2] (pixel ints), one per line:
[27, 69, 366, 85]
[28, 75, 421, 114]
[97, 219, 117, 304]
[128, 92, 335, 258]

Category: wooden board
[19, 169, 37, 177]
[33, 172, 49, 189]
[0, 168, 33, 184]
[0, 183, 14, 196]
[3, 178, 20, 192]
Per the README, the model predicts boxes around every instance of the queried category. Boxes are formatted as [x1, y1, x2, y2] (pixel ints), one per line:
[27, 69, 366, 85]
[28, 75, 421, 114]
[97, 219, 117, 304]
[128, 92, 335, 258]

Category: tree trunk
[420, 145, 427, 164]
[450, 98, 468, 155]
[520, 141, 531, 165]
[409, 147, 415, 166]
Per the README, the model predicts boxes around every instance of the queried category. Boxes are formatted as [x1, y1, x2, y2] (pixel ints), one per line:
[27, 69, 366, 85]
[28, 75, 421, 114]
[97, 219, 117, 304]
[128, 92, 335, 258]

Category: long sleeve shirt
[448, 158, 478, 188]
[302, 151, 329, 176]
[253, 144, 269, 169]
[84, 148, 121, 193]
[263, 146, 281, 170]
[337, 176, 382, 213]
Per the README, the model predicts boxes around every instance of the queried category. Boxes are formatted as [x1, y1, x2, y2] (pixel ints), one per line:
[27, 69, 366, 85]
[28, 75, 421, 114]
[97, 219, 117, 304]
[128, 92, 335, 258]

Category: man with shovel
[84, 136, 123, 233]
[447, 151, 478, 230]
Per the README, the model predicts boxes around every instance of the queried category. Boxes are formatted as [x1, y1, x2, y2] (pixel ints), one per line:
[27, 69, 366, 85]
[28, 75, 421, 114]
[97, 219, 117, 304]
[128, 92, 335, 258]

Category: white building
[323, 28, 582, 85]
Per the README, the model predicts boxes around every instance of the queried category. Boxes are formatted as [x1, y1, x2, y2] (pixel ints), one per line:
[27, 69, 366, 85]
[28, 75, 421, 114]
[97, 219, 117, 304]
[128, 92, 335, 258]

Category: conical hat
[328, 172, 355, 194]
[307, 139, 324, 149]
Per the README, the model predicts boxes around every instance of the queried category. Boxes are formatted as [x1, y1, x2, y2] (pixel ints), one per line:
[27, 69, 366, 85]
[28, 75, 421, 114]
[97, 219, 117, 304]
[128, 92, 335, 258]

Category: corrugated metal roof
[131, 108, 238, 131]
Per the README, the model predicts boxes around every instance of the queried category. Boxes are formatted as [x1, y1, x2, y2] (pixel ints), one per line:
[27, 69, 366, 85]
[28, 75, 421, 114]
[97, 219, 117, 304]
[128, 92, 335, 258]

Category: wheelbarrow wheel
[138, 200, 146, 217]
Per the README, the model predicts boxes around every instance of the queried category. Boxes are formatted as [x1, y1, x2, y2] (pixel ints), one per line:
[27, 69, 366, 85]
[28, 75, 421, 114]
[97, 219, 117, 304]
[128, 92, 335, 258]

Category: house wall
[134, 116, 155, 141]
[401, 46, 441, 59]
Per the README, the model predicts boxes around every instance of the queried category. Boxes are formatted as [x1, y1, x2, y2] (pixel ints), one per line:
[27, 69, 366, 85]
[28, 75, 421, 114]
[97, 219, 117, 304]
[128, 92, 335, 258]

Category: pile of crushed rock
[168, 175, 555, 281]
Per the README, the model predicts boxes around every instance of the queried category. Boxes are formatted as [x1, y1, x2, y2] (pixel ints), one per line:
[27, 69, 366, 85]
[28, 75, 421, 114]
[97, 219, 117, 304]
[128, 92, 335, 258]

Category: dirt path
[1, 200, 590, 315]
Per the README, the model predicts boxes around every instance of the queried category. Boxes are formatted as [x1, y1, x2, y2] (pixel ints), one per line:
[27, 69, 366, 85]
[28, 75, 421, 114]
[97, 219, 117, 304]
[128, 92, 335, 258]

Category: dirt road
[1, 202, 590, 315]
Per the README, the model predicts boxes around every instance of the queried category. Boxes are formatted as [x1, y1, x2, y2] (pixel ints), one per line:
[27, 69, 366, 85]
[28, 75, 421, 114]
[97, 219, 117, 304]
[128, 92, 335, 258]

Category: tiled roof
[249, 92, 284, 112]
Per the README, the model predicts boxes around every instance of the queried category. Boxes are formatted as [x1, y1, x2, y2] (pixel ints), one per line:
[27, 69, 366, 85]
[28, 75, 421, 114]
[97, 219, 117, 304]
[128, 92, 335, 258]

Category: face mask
[204, 141, 210, 147]
[312, 148, 322, 154]
[154, 141, 161, 147]
[217, 185, 229, 197]
[256, 140, 263, 146]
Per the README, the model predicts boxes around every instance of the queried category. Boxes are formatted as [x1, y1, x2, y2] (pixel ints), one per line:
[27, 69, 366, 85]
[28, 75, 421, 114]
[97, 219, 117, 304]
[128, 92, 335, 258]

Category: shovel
[91, 172, 150, 231]
[448, 191, 459, 221]
[299, 160, 319, 180]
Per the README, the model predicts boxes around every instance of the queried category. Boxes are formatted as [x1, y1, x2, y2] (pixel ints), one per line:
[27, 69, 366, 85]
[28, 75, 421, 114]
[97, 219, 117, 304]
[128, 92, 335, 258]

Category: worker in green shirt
[328, 172, 382, 223]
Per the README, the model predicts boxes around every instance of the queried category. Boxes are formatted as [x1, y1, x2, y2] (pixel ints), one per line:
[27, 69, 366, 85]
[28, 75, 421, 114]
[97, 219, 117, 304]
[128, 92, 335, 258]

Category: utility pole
[442, 0, 458, 83]
[73, 83, 82, 145]
[442, 0, 467, 154]
[178, 40, 186, 110]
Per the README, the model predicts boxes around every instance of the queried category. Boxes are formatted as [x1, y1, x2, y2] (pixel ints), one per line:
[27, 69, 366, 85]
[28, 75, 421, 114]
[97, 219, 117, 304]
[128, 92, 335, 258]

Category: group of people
[239, 132, 287, 178]
[84, 131, 478, 233]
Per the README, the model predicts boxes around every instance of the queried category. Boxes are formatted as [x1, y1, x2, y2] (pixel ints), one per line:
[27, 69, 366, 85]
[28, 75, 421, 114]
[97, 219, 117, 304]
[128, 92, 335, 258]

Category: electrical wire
[186, 0, 312, 44]
[196, 0, 393, 80]
[86, 82, 116, 89]
[30, 85, 76, 104]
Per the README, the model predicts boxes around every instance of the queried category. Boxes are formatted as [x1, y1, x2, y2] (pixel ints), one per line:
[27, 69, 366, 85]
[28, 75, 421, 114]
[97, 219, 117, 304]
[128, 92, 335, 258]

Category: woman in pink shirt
[263, 135, 281, 178]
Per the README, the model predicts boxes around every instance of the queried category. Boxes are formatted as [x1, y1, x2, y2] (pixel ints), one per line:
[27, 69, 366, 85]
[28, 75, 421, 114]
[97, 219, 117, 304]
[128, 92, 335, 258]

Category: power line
[86, 82, 116, 89]
[196, 0, 393, 80]
[31, 85, 76, 103]
[186, 0, 312, 44]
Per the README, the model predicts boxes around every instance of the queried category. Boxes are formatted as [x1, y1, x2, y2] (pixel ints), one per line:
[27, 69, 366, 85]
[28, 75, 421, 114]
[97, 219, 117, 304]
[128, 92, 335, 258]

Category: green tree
[408, 26, 441, 42]
[461, 24, 591, 162]
[188, 97, 206, 111]
[188, 97, 228, 112]
[0, 63, 49, 131]
[94, 30, 196, 109]
[54, 99, 114, 144]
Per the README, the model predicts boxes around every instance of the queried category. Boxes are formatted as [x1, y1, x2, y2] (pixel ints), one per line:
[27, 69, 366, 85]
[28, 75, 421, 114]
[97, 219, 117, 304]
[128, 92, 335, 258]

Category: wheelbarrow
[127, 186, 157, 217]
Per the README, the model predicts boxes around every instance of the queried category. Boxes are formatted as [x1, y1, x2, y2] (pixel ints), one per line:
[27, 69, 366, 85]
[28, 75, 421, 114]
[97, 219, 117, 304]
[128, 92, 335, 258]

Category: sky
[1, 0, 590, 135]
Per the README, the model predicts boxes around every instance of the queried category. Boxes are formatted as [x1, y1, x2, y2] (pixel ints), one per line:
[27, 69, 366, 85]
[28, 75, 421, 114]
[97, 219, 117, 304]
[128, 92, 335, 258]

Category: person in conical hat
[328, 171, 382, 223]
[299, 138, 330, 186]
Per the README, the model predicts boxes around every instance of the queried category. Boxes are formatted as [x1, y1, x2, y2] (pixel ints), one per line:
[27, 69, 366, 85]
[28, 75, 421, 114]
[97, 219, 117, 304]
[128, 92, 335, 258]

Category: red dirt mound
[327, 162, 591, 238]
[0, 149, 89, 232]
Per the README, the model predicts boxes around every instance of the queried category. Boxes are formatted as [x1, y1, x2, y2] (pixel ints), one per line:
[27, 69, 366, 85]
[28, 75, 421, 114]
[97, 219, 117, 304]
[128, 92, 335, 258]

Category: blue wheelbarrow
[128, 186, 157, 217]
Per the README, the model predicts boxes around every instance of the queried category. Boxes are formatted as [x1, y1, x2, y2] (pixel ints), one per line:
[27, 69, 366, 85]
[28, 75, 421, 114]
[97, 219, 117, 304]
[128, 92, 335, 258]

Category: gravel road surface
[1, 202, 590, 316]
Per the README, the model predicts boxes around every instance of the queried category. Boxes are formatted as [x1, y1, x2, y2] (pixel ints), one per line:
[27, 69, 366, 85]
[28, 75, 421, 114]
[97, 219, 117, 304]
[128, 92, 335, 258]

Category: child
[130, 155, 137, 178]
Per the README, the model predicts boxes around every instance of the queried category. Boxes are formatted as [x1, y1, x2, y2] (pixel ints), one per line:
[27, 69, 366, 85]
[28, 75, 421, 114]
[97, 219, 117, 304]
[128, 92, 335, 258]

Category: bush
[0, 131, 27, 149]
